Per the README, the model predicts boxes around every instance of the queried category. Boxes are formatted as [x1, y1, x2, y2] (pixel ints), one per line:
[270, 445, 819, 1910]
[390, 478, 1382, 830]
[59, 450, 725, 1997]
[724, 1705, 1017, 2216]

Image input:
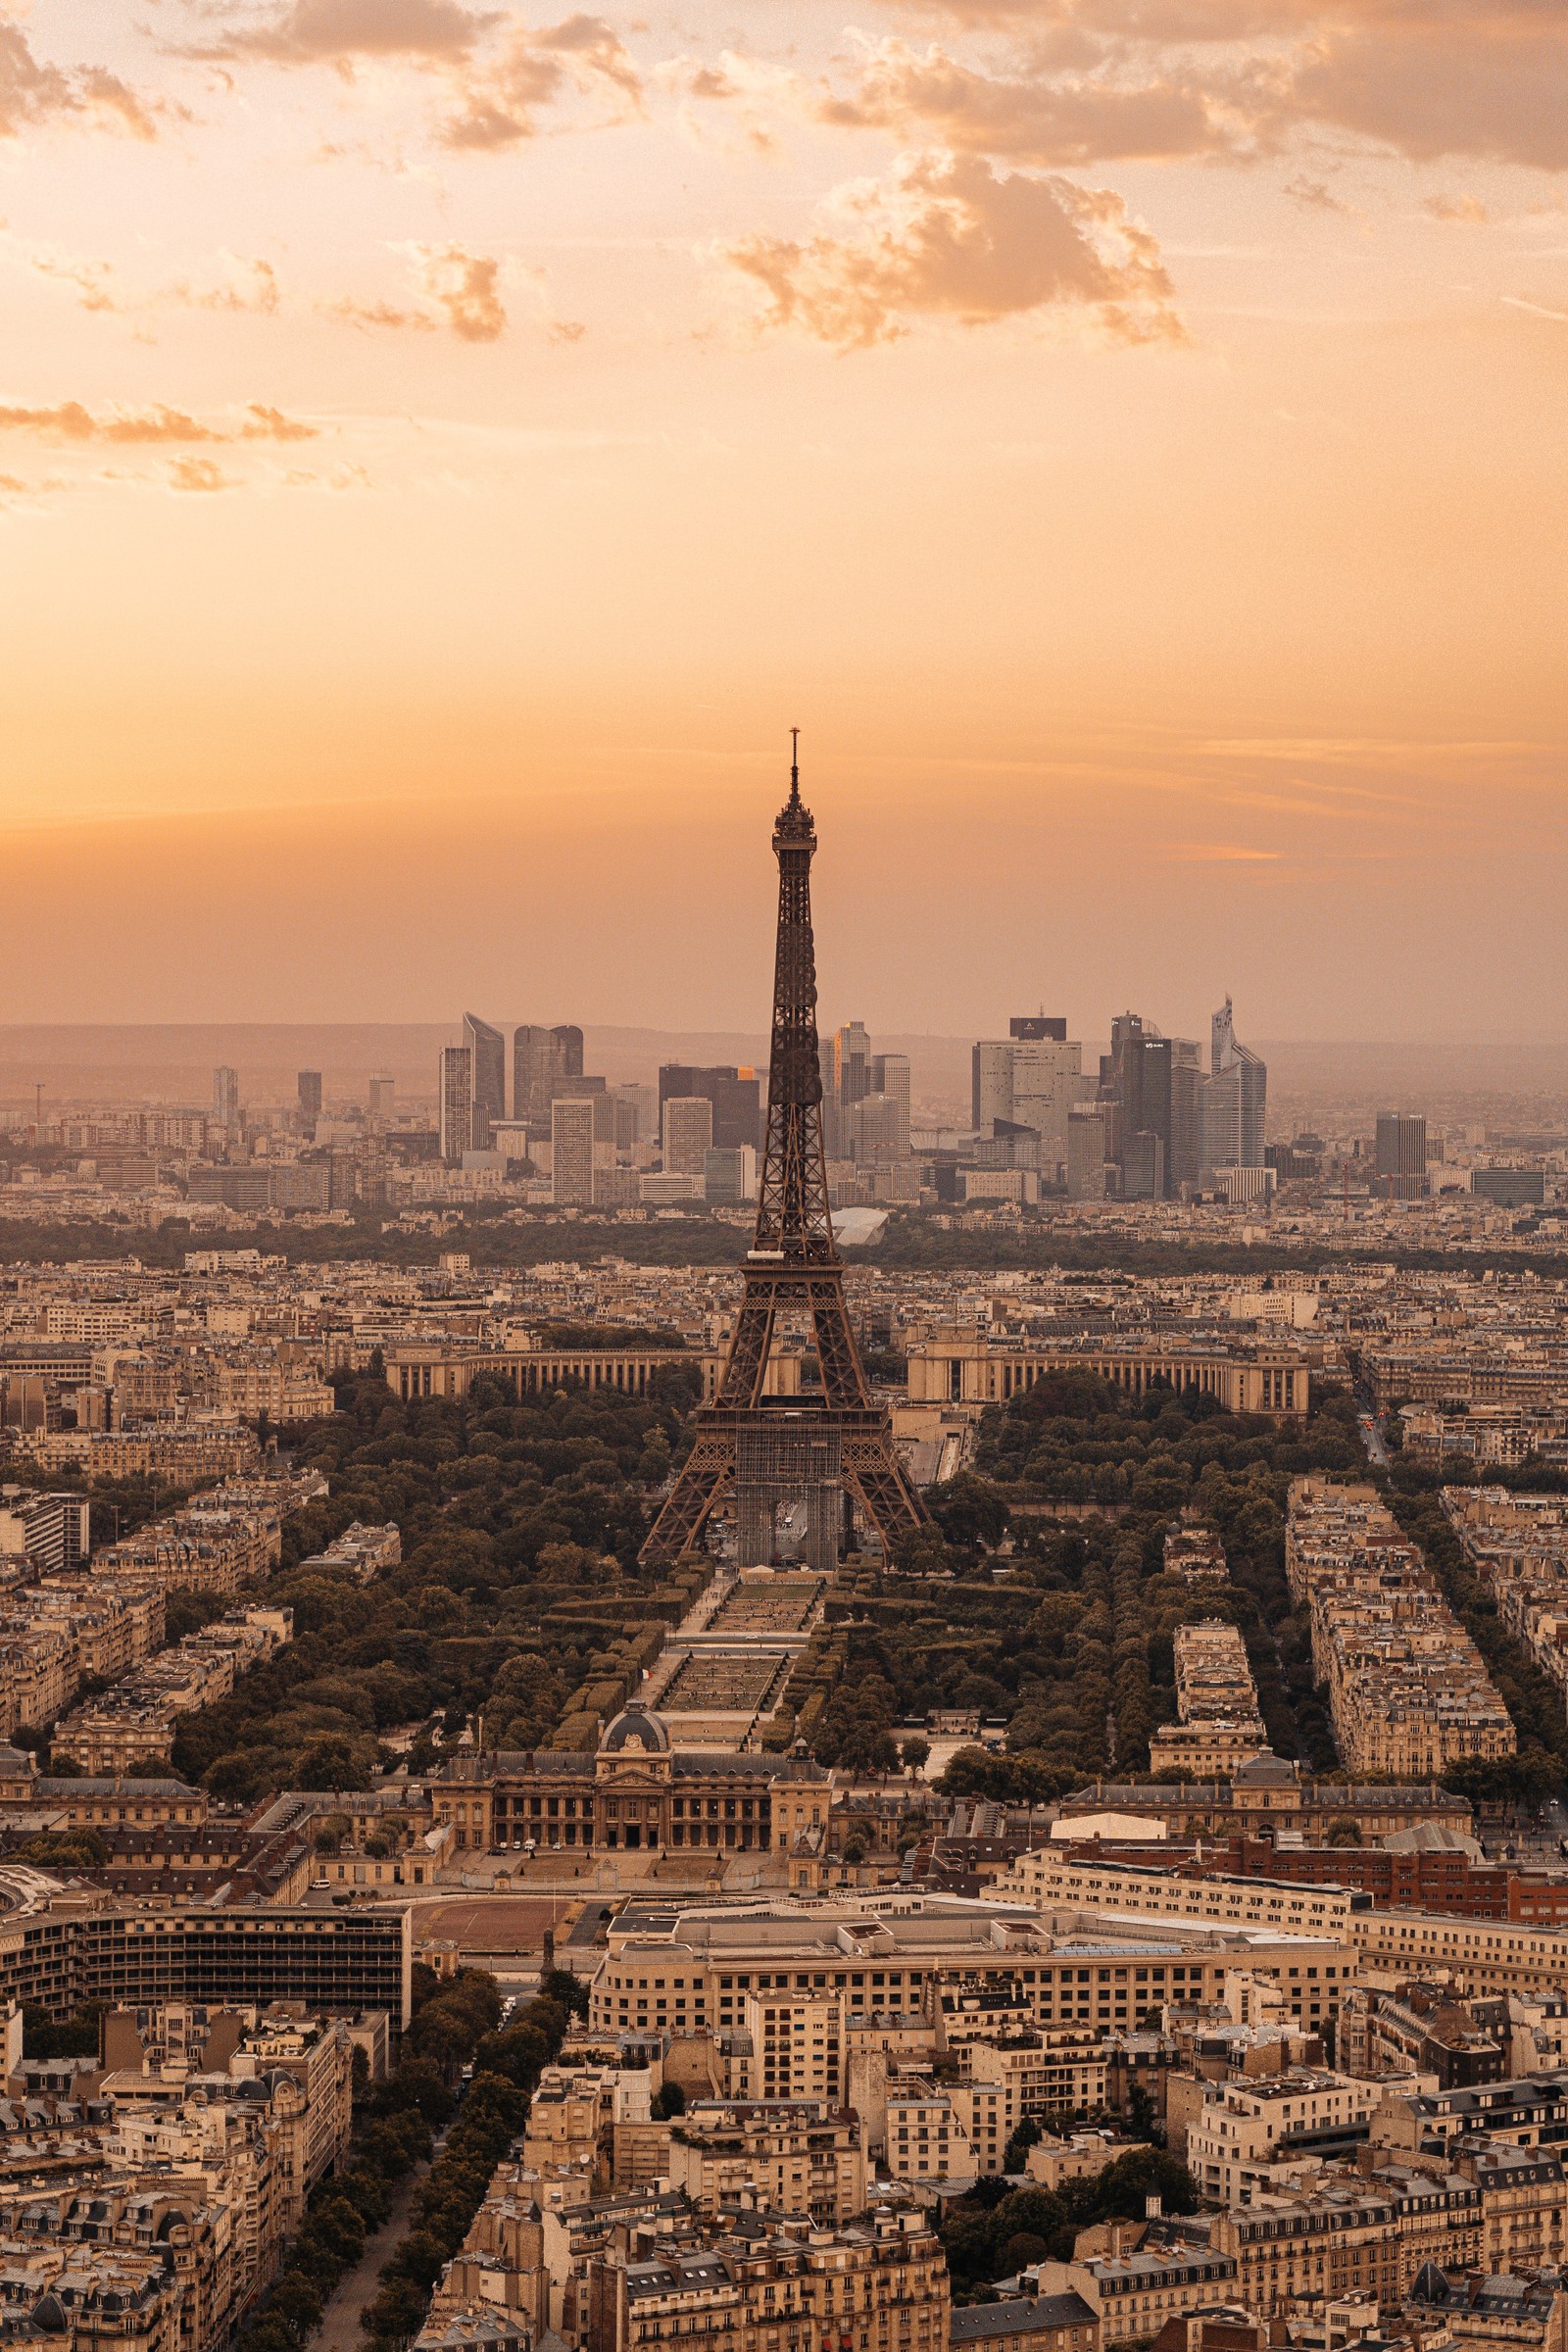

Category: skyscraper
[869, 1054, 910, 1159]
[663, 1095, 715, 1176]
[658, 1064, 761, 1152]
[1066, 1103, 1108, 1200]
[514, 1024, 584, 1127]
[464, 1014, 507, 1149]
[297, 1070, 322, 1126]
[973, 1026, 1081, 1181]
[849, 1093, 906, 1164]
[552, 1097, 596, 1206]
[438, 1047, 472, 1166]
[368, 1073, 395, 1121]
[1376, 1112, 1428, 1200]
[213, 1067, 239, 1128]
[1200, 997, 1267, 1182]
[832, 1021, 871, 1108]
[1102, 1015, 1202, 1200]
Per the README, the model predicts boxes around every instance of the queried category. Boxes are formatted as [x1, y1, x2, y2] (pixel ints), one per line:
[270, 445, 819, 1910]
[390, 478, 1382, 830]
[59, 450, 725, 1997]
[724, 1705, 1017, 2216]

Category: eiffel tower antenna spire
[639, 742, 929, 1570]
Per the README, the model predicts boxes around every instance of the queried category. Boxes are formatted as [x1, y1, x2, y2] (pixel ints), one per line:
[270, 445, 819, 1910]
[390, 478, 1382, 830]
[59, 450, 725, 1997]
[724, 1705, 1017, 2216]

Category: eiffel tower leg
[808, 1281, 869, 1409]
[844, 1459, 929, 1551]
[717, 1295, 776, 1406]
[639, 1430, 733, 1568]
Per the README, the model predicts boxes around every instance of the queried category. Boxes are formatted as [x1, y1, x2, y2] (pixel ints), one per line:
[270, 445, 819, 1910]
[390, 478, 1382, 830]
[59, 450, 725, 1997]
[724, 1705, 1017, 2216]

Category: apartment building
[1035, 2238, 1240, 2342]
[1350, 1908, 1568, 1995]
[1163, 1526, 1228, 1586]
[585, 2206, 950, 2352]
[89, 1506, 279, 1597]
[1444, 1487, 1568, 1709]
[1005, 1853, 1355, 1943]
[52, 1605, 291, 1773]
[1286, 1480, 1515, 1777]
[589, 1898, 1361, 2048]
[955, 2034, 1112, 2172]
[1181, 2068, 1381, 2204]
[662, 2101, 867, 2223]
[1149, 1621, 1269, 1780]
[734, 1991, 844, 2104]
[949, 2295, 1101, 2352]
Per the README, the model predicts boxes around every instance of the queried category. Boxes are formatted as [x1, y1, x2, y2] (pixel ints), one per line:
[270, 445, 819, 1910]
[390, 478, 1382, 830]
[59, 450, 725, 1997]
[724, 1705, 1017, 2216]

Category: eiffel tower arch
[639, 740, 930, 1570]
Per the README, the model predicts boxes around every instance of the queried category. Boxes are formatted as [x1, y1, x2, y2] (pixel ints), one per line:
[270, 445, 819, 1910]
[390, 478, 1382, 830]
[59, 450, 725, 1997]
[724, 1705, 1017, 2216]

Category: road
[1356, 1407, 1390, 1468]
[309, 2146, 434, 2352]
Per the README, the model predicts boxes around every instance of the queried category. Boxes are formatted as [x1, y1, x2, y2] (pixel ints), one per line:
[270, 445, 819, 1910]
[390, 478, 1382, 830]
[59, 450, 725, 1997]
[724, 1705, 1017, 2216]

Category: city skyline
[0, 6, 1564, 1034]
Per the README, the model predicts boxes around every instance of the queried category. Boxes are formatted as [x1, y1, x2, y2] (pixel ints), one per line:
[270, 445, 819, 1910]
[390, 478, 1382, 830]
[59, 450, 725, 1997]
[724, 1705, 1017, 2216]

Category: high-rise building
[438, 1047, 473, 1166]
[657, 1065, 761, 1152]
[1376, 1112, 1428, 1201]
[213, 1067, 239, 1128]
[704, 1145, 758, 1204]
[368, 1072, 395, 1121]
[972, 1041, 1013, 1135]
[848, 1093, 906, 1164]
[297, 1070, 322, 1127]
[552, 1098, 596, 1206]
[869, 1053, 911, 1159]
[663, 1095, 715, 1176]
[972, 1027, 1080, 1180]
[1200, 997, 1267, 1182]
[1066, 1103, 1108, 1200]
[832, 1022, 871, 1109]
[1102, 1015, 1200, 1199]
[514, 1024, 584, 1127]
[555, 1076, 614, 1143]
[464, 1014, 507, 1149]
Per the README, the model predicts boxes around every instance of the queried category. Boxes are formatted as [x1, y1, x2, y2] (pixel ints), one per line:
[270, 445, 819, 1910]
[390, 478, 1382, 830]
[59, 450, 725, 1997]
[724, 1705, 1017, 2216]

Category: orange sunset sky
[1, 0, 1565, 1041]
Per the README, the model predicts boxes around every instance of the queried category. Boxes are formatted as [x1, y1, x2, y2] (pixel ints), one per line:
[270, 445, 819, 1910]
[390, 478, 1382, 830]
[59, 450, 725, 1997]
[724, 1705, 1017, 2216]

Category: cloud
[326, 244, 510, 339]
[168, 456, 236, 492]
[177, 258, 283, 315]
[857, 4, 1568, 175]
[22, 247, 282, 320]
[1423, 192, 1490, 223]
[819, 37, 1222, 168]
[719, 150, 1182, 351]
[0, 401, 317, 444]
[323, 295, 440, 332]
[1500, 294, 1568, 321]
[196, 0, 495, 66]
[192, 0, 640, 149]
[27, 252, 120, 313]
[440, 15, 642, 149]
[412, 243, 507, 338]
[242, 404, 318, 440]
[0, 21, 158, 141]
[1285, 174, 1354, 214]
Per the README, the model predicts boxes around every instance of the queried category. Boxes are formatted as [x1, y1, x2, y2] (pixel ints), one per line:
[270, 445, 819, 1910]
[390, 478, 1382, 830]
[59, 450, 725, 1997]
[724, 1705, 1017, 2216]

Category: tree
[927, 1474, 1011, 1553]
[900, 1736, 931, 1775]
[651, 2081, 686, 2120]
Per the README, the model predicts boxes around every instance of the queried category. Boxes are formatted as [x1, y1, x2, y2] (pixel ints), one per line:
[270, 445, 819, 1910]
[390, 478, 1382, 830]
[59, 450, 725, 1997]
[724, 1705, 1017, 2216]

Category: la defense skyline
[431, 994, 1276, 1213]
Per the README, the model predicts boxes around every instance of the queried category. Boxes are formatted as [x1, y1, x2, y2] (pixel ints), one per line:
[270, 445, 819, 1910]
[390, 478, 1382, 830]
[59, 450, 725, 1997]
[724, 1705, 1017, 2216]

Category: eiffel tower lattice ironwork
[639, 738, 930, 1568]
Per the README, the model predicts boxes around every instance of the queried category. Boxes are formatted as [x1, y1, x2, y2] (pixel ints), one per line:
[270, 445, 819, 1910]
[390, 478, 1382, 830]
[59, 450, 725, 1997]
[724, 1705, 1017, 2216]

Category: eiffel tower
[639, 738, 930, 1568]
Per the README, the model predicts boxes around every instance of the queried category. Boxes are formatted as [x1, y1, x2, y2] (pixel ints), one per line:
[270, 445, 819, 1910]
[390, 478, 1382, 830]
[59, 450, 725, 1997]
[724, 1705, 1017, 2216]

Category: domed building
[430, 1701, 829, 1860]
